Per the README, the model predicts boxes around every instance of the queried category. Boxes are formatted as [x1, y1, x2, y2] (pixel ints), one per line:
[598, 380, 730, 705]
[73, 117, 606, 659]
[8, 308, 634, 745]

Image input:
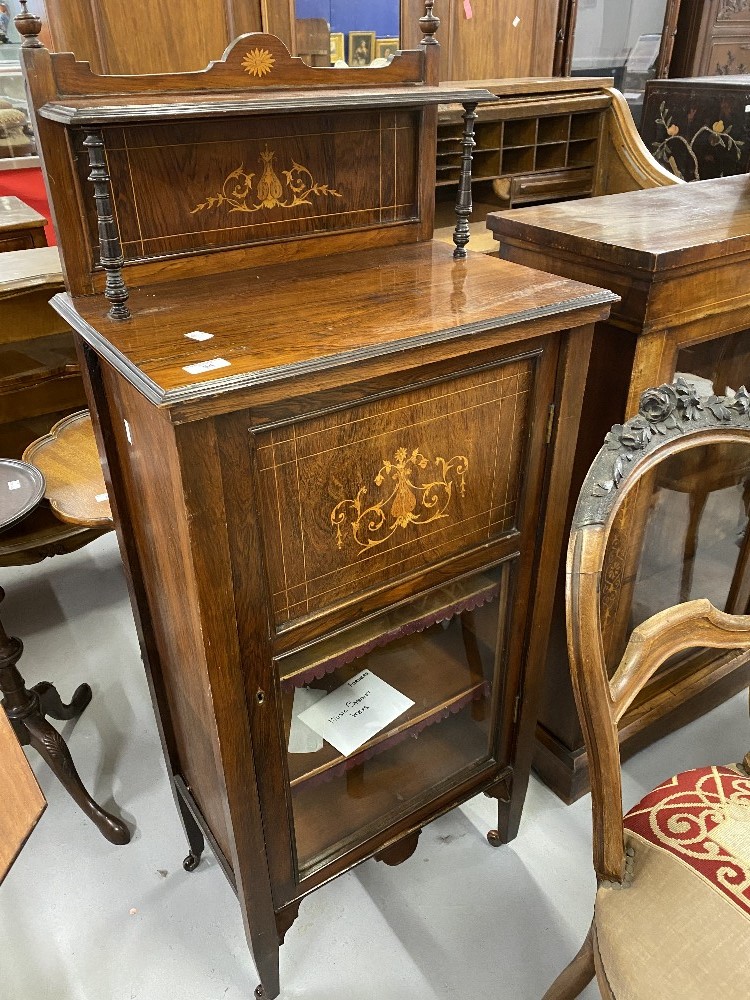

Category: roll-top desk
[20, 8, 614, 996]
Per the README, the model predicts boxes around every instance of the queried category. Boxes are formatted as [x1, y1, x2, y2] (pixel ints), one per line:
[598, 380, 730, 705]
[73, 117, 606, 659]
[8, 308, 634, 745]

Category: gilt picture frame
[348, 31, 376, 67]
[375, 37, 399, 61]
[329, 31, 344, 64]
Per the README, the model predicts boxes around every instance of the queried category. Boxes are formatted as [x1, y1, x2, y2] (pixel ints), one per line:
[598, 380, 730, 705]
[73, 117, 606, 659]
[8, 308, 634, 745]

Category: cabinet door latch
[545, 403, 556, 445]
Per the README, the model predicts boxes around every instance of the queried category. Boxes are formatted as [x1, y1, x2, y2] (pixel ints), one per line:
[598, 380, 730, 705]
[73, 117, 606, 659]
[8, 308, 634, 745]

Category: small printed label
[124, 419, 132, 445]
[298, 669, 414, 758]
[512, 14, 521, 27]
[183, 357, 231, 375]
[184, 331, 214, 342]
[7, 480, 20, 491]
[95, 492, 108, 503]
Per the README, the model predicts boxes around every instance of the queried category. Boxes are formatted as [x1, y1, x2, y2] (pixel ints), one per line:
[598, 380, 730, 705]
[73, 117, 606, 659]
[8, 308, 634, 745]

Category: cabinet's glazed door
[277, 561, 513, 875]
[251, 339, 559, 885]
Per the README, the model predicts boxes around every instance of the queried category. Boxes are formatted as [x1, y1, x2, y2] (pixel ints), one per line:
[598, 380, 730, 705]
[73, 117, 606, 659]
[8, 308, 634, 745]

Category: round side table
[0, 456, 129, 845]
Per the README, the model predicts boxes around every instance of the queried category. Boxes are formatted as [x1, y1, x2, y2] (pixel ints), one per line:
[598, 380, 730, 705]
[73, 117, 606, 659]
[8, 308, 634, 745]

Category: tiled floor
[1, 532, 747, 999]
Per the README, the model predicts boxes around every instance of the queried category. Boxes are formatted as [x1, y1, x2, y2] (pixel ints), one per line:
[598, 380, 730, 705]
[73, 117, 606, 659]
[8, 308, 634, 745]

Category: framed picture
[375, 37, 399, 61]
[348, 31, 376, 67]
[329, 32, 345, 65]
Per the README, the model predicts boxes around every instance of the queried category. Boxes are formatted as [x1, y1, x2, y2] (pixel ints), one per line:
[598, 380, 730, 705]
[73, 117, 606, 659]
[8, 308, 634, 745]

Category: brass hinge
[545, 403, 556, 445]
[513, 693, 521, 724]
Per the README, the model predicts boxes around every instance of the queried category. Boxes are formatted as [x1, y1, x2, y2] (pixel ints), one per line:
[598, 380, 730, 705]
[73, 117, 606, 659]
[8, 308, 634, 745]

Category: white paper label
[184, 331, 214, 342]
[183, 357, 231, 375]
[297, 669, 414, 758]
[512, 15, 520, 27]
[288, 688, 326, 754]
[7, 480, 20, 491]
[95, 492, 108, 503]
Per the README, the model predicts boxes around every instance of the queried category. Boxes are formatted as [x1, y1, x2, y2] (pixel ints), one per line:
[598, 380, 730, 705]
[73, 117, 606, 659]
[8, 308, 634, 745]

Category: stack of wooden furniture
[489, 175, 750, 803]
[20, 5, 616, 996]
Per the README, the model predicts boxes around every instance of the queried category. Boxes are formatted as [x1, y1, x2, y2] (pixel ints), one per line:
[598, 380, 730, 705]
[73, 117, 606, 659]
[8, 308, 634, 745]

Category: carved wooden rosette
[453, 102, 478, 260]
[575, 379, 750, 530]
[82, 131, 130, 321]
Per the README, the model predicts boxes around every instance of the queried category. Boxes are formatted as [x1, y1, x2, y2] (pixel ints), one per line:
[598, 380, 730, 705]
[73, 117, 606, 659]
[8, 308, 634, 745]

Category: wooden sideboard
[489, 176, 750, 802]
[0, 195, 47, 251]
[22, 11, 615, 996]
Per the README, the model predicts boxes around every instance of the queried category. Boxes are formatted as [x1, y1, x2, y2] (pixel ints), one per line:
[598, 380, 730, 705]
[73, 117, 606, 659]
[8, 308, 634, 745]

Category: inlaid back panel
[71, 110, 420, 265]
[254, 354, 537, 628]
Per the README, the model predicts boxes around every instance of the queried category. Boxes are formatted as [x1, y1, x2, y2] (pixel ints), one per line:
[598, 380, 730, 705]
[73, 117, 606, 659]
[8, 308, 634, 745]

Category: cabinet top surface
[59, 241, 613, 407]
[0, 196, 47, 231]
[39, 83, 495, 126]
[488, 175, 750, 272]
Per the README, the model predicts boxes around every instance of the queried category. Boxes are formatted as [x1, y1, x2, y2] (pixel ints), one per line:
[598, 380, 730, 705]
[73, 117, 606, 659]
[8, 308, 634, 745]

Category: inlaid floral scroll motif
[191, 146, 342, 215]
[331, 446, 469, 554]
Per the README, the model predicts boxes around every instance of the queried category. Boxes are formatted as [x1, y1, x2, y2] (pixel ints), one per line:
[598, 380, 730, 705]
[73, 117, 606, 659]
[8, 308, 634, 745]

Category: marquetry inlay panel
[255, 357, 535, 627]
[74, 110, 419, 265]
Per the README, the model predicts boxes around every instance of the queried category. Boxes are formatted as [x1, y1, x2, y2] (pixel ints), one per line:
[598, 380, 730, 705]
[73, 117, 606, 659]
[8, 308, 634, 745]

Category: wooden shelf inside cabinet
[280, 574, 499, 788]
[293, 705, 492, 874]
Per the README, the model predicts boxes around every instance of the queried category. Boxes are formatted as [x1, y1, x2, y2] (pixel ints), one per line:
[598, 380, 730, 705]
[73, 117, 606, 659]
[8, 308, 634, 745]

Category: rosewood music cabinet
[489, 176, 750, 803]
[20, 8, 614, 996]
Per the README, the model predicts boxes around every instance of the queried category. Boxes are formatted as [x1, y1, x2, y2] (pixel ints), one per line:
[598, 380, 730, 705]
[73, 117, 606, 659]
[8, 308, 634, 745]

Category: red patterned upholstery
[593, 763, 750, 999]
[623, 764, 750, 918]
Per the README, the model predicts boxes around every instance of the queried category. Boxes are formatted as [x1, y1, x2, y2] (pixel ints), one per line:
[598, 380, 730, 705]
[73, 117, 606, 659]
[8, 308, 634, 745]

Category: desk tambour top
[55, 241, 614, 419]
[488, 175, 750, 273]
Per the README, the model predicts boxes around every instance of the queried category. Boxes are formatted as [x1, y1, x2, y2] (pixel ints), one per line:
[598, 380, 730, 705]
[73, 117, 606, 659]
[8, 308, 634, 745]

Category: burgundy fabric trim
[281, 582, 499, 692]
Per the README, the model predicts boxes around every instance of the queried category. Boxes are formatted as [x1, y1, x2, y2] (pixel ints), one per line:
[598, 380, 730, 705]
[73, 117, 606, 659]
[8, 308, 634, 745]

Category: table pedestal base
[0, 586, 130, 845]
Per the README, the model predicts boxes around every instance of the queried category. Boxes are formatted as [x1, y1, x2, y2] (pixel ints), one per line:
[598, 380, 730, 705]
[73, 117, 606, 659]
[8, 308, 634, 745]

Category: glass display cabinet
[20, 5, 614, 996]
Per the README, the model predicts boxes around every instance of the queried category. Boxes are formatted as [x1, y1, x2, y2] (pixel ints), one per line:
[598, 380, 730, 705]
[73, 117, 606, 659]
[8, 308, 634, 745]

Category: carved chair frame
[567, 379, 750, 884]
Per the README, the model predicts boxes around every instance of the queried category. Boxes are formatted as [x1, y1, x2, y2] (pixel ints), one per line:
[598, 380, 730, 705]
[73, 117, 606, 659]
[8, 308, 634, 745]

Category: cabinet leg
[253, 945, 280, 1000]
[175, 781, 205, 872]
[485, 772, 515, 846]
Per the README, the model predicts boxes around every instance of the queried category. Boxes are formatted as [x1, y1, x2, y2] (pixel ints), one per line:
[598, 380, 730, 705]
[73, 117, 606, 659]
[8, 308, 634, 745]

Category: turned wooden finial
[420, 1, 440, 44]
[15, 1, 43, 47]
